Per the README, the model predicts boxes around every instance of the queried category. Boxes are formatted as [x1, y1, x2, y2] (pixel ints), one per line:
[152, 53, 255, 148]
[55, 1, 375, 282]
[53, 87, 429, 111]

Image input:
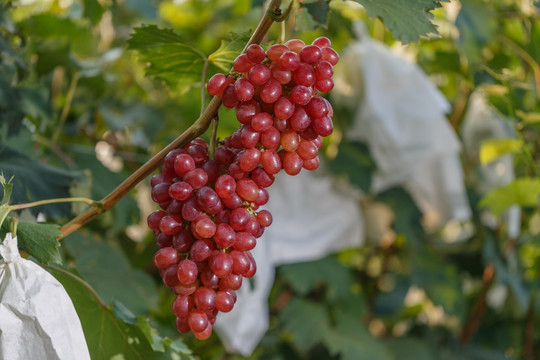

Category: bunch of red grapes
[148, 37, 338, 340]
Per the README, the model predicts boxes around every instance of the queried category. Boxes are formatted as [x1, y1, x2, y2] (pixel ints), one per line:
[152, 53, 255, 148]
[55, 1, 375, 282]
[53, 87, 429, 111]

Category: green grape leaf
[377, 187, 424, 248]
[280, 298, 330, 353]
[455, 0, 496, 62]
[127, 25, 207, 87]
[71, 150, 138, 230]
[83, 0, 104, 25]
[295, 8, 316, 33]
[328, 140, 375, 192]
[63, 233, 158, 315]
[279, 256, 355, 301]
[480, 178, 540, 216]
[20, 13, 96, 56]
[19, 86, 53, 126]
[208, 31, 251, 72]
[324, 310, 392, 360]
[411, 249, 465, 318]
[50, 267, 193, 360]
[386, 337, 436, 360]
[374, 275, 411, 315]
[353, 0, 449, 43]
[0, 220, 62, 264]
[0, 146, 81, 217]
[479, 138, 522, 165]
[296, 1, 331, 31]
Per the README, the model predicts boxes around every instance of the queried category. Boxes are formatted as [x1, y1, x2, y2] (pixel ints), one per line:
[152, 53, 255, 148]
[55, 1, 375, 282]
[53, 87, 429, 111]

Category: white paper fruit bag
[0, 233, 90, 360]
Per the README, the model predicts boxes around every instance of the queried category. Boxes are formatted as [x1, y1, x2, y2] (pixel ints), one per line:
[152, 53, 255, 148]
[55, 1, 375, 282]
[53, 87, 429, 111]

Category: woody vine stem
[57, 0, 290, 239]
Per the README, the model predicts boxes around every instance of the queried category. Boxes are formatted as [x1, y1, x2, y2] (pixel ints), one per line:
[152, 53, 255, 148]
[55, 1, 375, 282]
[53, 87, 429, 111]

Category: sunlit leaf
[479, 138, 522, 165]
[353, 0, 449, 43]
[208, 31, 250, 72]
[517, 110, 540, 124]
[480, 178, 540, 216]
[127, 25, 207, 87]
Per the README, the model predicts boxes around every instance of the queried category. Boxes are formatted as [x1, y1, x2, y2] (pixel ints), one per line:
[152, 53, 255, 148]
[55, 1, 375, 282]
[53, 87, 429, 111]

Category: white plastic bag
[0, 233, 90, 360]
[461, 92, 520, 238]
[333, 24, 471, 227]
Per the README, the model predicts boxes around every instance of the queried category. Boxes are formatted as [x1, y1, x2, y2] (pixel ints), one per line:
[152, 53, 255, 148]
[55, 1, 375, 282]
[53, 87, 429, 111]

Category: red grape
[233, 54, 254, 72]
[153, 247, 178, 269]
[188, 309, 209, 332]
[284, 39, 305, 53]
[246, 44, 265, 63]
[299, 45, 322, 64]
[248, 63, 271, 85]
[207, 73, 228, 96]
[312, 36, 331, 48]
[177, 259, 198, 285]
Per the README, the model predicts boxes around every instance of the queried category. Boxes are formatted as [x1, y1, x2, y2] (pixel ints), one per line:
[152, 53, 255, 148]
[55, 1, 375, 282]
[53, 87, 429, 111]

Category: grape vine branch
[58, 0, 289, 239]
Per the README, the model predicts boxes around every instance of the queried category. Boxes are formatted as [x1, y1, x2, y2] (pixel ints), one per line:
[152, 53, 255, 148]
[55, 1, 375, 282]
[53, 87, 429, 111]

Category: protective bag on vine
[332, 22, 471, 228]
[0, 233, 90, 360]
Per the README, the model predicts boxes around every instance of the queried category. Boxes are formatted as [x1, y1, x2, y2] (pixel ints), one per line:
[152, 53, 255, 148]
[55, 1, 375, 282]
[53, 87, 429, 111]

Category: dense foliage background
[1, 0, 539, 359]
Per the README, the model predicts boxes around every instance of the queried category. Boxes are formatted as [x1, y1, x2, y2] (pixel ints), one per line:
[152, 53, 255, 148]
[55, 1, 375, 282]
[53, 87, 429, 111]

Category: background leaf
[324, 310, 392, 360]
[455, 0, 497, 61]
[279, 256, 356, 301]
[50, 267, 193, 360]
[280, 298, 330, 353]
[296, 1, 331, 31]
[328, 140, 375, 192]
[71, 150, 138, 230]
[0, 146, 81, 217]
[480, 178, 540, 216]
[62, 233, 158, 315]
[479, 138, 522, 165]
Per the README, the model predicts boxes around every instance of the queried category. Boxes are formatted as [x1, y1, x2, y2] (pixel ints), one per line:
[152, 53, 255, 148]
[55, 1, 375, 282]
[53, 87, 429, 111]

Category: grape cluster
[149, 37, 338, 340]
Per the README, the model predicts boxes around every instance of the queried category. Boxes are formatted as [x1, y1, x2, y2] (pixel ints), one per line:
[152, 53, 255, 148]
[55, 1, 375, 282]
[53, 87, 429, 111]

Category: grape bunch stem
[58, 0, 287, 240]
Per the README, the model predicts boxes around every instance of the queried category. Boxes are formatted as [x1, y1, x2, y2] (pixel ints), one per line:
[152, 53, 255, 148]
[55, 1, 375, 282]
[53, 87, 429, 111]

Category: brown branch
[460, 263, 495, 344]
[448, 80, 471, 131]
[59, 0, 285, 239]
[460, 234, 521, 344]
